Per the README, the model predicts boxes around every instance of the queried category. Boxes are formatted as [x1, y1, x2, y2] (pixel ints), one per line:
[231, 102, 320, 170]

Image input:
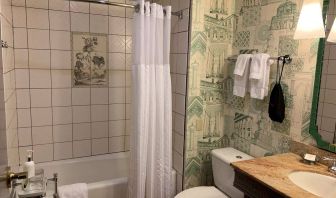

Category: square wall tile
[91, 88, 108, 104]
[109, 5, 125, 17]
[29, 49, 51, 69]
[17, 108, 31, 127]
[126, 87, 131, 103]
[109, 104, 125, 120]
[109, 53, 125, 70]
[73, 140, 91, 157]
[52, 88, 71, 106]
[73, 123, 91, 140]
[16, 89, 30, 108]
[173, 151, 183, 175]
[49, 10, 70, 31]
[90, 3, 108, 15]
[70, 1, 89, 13]
[90, 15, 108, 34]
[125, 120, 132, 135]
[109, 35, 125, 53]
[109, 136, 124, 153]
[49, 0, 70, 11]
[53, 107, 73, 125]
[28, 29, 50, 49]
[109, 120, 125, 137]
[27, 8, 49, 29]
[109, 88, 125, 103]
[92, 138, 108, 155]
[12, 6, 26, 28]
[14, 28, 27, 48]
[54, 142, 73, 160]
[70, 12, 89, 32]
[33, 144, 53, 163]
[12, 0, 25, 6]
[126, 18, 132, 36]
[50, 31, 71, 50]
[18, 127, 32, 146]
[32, 126, 53, 145]
[53, 124, 72, 142]
[109, 17, 125, 35]
[92, 121, 108, 138]
[72, 88, 90, 105]
[126, 36, 132, 53]
[51, 50, 71, 69]
[73, 106, 91, 123]
[16, 69, 29, 88]
[51, 70, 71, 88]
[125, 135, 130, 151]
[31, 107, 52, 126]
[125, 104, 131, 119]
[109, 71, 125, 87]
[175, 94, 185, 115]
[15, 49, 28, 68]
[91, 105, 108, 122]
[26, 0, 48, 9]
[30, 69, 51, 88]
[30, 89, 51, 107]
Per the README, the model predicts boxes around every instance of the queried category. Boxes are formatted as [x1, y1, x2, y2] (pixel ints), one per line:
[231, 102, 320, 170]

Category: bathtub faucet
[0, 166, 28, 188]
[48, 173, 59, 198]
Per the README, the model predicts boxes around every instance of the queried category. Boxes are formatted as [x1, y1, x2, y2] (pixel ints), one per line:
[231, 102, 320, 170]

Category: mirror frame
[309, 0, 336, 152]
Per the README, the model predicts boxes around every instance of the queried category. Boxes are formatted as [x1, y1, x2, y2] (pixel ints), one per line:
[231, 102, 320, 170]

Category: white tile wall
[13, 0, 131, 164]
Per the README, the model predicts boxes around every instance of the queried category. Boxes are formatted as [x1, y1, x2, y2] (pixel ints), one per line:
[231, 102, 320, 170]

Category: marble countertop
[231, 153, 336, 198]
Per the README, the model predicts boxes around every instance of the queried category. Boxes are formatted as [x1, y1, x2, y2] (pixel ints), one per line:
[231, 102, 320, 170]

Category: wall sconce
[294, 0, 325, 39]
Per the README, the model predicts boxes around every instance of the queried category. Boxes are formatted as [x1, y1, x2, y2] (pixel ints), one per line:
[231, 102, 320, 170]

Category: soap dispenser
[24, 150, 35, 178]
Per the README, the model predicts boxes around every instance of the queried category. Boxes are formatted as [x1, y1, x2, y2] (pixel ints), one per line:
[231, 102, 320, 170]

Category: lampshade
[294, 0, 325, 40]
[327, 18, 336, 42]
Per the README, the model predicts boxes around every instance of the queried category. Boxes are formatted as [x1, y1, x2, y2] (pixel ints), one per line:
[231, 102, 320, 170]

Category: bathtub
[35, 152, 176, 198]
[37, 153, 129, 198]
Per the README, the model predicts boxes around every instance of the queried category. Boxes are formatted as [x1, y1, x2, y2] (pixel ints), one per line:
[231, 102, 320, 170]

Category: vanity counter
[231, 153, 335, 198]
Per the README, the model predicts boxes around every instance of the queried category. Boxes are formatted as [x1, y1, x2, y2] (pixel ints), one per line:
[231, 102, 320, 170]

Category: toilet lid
[175, 186, 228, 198]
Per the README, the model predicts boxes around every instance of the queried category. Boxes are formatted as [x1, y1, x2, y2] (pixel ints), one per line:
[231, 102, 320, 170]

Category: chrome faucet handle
[322, 157, 336, 174]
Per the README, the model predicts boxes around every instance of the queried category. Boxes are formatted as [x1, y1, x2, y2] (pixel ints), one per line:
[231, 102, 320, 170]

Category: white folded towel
[233, 54, 252, 97]
[249, 53, 270, 80]
[249, 54, 273, 99]
[58, 183, 88, 198]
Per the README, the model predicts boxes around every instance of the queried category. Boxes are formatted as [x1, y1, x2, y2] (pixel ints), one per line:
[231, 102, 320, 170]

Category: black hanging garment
[268, 57, 285, 123]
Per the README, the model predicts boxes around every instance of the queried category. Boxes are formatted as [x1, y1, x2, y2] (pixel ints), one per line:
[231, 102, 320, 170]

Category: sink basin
[288, 171, 336, 197]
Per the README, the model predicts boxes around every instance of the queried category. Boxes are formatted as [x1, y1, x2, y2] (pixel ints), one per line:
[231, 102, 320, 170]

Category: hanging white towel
[249, 54, 273, 99]
[58, 183, 88, 198]
[233, 54, 252, 97]
[249, 53, 270, 80]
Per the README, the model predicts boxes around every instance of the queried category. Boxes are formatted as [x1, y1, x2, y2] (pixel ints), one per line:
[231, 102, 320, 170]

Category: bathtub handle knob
[48, 173, 59, 198]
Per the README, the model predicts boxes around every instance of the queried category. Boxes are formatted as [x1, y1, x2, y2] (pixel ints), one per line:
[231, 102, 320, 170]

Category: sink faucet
[322, 157, 336, 174]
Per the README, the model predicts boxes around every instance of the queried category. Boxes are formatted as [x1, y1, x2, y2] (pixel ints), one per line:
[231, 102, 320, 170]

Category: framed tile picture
[71, 32, 108, 87]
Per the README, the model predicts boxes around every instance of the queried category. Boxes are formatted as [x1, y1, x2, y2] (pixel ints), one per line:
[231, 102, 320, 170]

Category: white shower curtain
[128, 1, 173, 198]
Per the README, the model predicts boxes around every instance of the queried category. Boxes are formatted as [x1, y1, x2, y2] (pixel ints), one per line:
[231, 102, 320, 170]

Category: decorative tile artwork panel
[184, 0, 320, 189]
[72, 32, 108, 87]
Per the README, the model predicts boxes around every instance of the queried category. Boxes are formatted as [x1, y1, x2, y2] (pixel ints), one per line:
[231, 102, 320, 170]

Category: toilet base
[175, 186, 228, 198]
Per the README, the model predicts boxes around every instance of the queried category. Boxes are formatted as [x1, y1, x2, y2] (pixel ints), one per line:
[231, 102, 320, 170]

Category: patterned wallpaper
[184, 0, 320, 188]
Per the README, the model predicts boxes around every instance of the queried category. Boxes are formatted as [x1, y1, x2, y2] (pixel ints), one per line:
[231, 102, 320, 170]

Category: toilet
[175, 147, 254, 198]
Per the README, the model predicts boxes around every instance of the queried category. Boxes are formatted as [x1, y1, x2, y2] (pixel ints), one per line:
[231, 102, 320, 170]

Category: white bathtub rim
[35, 152, 129, 168]
[86, 177, 128, 189]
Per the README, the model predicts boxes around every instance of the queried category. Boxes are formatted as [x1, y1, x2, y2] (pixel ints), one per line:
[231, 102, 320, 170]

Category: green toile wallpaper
[184, 0, 321, 189]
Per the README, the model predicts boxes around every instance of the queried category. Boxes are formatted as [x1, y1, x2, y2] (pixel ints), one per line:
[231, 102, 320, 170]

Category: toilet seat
[175, 186, 228, 198]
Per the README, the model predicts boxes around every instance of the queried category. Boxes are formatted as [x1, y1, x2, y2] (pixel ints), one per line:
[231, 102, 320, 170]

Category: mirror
[310, 0, 336, 152]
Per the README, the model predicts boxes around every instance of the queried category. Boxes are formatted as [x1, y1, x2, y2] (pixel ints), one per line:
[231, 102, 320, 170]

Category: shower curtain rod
[68, 0, 183, 19]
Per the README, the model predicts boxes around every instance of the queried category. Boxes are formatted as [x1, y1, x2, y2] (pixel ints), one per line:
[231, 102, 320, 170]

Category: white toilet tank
[211, 147, 254, 198]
